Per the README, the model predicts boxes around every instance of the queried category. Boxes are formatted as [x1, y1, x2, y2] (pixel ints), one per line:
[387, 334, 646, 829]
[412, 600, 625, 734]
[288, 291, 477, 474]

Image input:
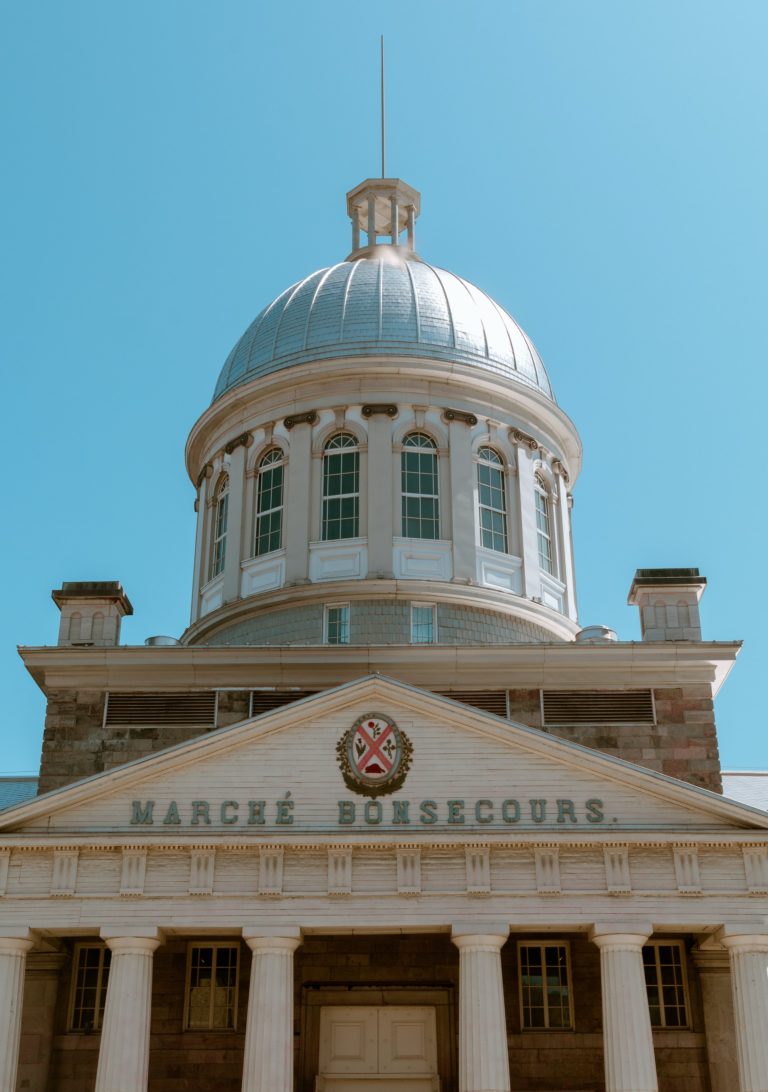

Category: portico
[1, 677, 768, 1091]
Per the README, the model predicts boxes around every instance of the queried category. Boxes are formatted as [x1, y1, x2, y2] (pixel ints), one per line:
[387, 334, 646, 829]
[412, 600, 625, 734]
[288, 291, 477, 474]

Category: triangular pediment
[3, 676, 767, 836]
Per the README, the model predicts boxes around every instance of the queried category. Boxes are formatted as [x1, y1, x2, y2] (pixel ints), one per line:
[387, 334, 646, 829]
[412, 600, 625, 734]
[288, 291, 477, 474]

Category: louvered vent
[542, 690, 655, 725]
[250, 690, 321, 716]
[434, 690, 509, 718]
[105, 692, 216, 726]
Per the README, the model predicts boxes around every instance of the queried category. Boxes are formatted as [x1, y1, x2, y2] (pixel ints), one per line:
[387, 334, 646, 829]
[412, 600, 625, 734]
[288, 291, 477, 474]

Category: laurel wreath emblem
[336, 713, 414, 798]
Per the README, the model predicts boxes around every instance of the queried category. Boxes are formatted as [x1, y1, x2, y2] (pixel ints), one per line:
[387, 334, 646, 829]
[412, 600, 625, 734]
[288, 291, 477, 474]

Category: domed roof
[213, 256, 554, 403]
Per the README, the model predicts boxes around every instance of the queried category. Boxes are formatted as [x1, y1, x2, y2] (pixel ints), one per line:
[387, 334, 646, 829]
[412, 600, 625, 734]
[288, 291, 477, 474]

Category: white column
[514, 443, 541, 600]
[452, 927, 510, 1092]
[241, 929, 301, 1092]
[448, 420, 475, 582]
[95, 930, 162, 1092]
[367, 414, 394, 577]
[284, 422, 312, 583]
[590, 925, 657, 1092]
[223, 442, 247, 604]
[190, 471, 209, 622]
[693, 946, 738, 1092]
[0, 932, 35, 1092]
[719, 930, 768, 1091]
[554, 468, 577, 619]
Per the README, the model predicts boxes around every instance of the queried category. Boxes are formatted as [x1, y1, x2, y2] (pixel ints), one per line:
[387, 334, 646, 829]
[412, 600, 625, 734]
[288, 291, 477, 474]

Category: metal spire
[380, 35, 386, 178]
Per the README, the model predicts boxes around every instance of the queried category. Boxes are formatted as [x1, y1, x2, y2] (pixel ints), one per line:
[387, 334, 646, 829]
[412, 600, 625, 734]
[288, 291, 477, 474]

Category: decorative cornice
[362, 403, 398, 418]
[443, 408, 478, 426]
[224, 432, 252, 455]
[284, 411, 318, 429]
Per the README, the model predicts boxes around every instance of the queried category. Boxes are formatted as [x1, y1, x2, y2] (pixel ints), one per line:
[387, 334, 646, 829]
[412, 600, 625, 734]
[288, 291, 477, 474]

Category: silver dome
[213, 256, 554, 403]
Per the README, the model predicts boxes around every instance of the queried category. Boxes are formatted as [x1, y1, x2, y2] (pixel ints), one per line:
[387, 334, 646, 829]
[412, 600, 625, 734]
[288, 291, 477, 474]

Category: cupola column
[390, 195, 399, 244]
[448, 419, 476, 582]
[514, 442, 542, 600]
[284, 420, 313, 583]
[367, 415, 395, 577]
[191, 471, 210, 620]
[554, 466, 576, 619]
[367, 194, 377, 246]
[223, 442, 248, 604]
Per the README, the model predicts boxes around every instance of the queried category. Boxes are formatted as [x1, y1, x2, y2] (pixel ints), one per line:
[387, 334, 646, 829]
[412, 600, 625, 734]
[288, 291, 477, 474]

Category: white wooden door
[316, 1005, 440, 1091]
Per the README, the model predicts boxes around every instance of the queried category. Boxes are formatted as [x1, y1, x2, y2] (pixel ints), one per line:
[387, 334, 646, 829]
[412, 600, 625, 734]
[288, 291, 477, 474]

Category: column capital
[451, 925, 509, 951]
[0, 930, 37, 955]
[717, 927, 768, 952]
[590, 922, 652, 949]
[243, 927, 302, 954]
[100, 926, 163, 954]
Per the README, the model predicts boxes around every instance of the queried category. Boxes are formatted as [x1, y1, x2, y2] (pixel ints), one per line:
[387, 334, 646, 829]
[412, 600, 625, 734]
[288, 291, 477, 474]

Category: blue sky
[1, 0, 766, 773]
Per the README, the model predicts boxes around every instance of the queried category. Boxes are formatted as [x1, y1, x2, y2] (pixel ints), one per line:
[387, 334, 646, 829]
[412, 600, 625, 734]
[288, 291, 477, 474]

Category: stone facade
[38, 684, 722, 796]
[509, 686, 722, 794]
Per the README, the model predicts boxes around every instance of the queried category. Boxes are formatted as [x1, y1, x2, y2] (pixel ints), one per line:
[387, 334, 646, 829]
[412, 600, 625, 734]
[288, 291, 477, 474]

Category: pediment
[3, 676, 766, 836]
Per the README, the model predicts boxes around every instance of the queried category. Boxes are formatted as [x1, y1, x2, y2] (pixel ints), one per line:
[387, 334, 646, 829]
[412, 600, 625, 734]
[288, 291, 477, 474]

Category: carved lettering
[191, 801, 211, 825]
[419, 800, 438, 824]
[130, 800, 155, 825]
[338, 800, 356, 824]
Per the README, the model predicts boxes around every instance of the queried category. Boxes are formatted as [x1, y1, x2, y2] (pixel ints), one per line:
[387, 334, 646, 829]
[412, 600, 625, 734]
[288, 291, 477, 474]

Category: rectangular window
[185, 943, 239, 1031]
[325, 604, 350, 645]
[401, 440, 440, 539]
[518, 942, 573, 1029]
[68, 944, 111, 1032]
[643, 941, 689, 1028]
[322, 443, 359, 540]
[534, 490, 553, 574]
[410, 603, 436, 643]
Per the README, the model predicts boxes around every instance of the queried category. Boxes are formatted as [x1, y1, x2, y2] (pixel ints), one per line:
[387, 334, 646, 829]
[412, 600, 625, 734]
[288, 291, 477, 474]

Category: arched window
[322, 433, 359, 540]
[209, 475, 229, 579]
[401, 433, 439, 539]
[477, 447, 508, 552]
[254, 448, 285, 556]
[534, 473, 553, 575]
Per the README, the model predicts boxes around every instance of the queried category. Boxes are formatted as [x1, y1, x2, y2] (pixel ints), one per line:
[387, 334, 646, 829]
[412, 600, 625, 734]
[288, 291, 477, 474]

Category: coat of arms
[336, 713, 413, 797]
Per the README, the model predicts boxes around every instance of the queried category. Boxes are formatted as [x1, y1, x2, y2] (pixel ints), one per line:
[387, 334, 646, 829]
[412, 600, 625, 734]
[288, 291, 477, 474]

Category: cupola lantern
[346, 177, 420, 257]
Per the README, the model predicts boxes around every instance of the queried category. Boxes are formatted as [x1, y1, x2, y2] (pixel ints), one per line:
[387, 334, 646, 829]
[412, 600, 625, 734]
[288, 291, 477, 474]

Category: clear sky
[1, 0, 766, 774]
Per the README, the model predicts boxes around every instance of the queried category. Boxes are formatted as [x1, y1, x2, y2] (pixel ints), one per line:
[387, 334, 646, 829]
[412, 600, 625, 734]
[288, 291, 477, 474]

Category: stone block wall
[39, 933, 710, 1092]
[38, 684, 722, 794]
[508, 687, 722, 793]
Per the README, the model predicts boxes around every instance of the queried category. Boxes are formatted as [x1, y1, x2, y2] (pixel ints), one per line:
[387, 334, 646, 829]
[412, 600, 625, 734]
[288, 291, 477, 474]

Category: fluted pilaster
[452, 930, 510, 1092]
[590, 927, 657, 1092]
[720, 932, 768, 1091]
[95, 932, 162, 1092]
[0, 934, 35, 1092]
[241, 931, 302, 1092]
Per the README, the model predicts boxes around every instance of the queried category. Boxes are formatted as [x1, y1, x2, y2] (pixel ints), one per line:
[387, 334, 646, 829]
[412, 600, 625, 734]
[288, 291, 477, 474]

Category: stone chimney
[628, 568, 706, 641]
[51, 582, 133, 647]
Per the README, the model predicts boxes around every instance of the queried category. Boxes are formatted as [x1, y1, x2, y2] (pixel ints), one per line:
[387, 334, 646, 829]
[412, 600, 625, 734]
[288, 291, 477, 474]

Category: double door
[316, 1005, 440, 1091]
